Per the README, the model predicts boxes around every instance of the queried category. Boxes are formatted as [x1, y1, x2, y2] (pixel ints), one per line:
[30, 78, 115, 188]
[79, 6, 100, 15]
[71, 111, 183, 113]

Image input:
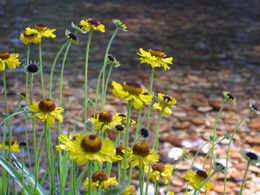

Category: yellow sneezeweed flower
[80, 18, 105, 32]
[20, 33, 41, 44]
[137, 48, 173, 70]
[111, 81, 153, 110]
[88, 111, 122, 131]
[123, 185, 136, 195]
[56, 133, 81, 151]
[115, 113, 136, 126]
[0, 138, 20, 153]
[28, 99, 64, 126]
[223, 91, 236, 103]
[57, 133, 114, 165]
[145, 163, 173, 184]
[153, 93, 177, 116]
[65, 30, 78, 43]
[168, 192, 175, 195]
[127, 142, 159, 169]
[184, 170, 213, 190]
[106, 54, 120, 67]
[113, 19, 127, 31]
[25, 23, 56, 38]
[83, 170, 118, 191]
[0, 51, 21, 71]
[111, 144, 132, 168]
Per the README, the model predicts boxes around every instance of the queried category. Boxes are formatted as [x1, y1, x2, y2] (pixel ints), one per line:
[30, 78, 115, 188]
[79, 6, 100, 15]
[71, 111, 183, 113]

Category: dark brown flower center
[24, 34, 36, 38]
[227, 93, 235, 101]
[123, 81, 142, 95]
[152, 163, 165, 173]
[88, 19, 99, 26]
[35, 23, 47, 31]
[115, 125, 124, 132]
[92, 170, 108, 182]
[0, 51, 10, 59]
[81, 134, 102, 153]
[5, 138, 15, 145]
[91, 111, 100, 119]
[68, 33, 77, 41]
[116, 144, 125, 157]
[108, 55, 115, 62]
[98, 111, 113, 123]
[149, 48, 165, 58]
[38, 99, 56, 112]
[163, 95, 172, 103]
[133, 142, 150, 157]
[27, 63, 39, 73]
[252, 104, 259, 112]
[196, 170, 208, 179]
[246, 152, 258, 160]
[118, 113, 126, 118]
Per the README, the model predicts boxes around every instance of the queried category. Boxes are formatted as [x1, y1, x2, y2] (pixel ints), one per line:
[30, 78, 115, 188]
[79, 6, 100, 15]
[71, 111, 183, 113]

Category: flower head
[137, 48, 173, 70]
[71, 22, 88, 34]
[83, 170, 118, 191]
[113, 19, 127, 31]
[56, 133, 81, 151]
[57, 133, 114, 165]
[111, 144, 132, 168]
[223, 91, 236, 103]
[250, 103, 260, 114]
[24, 61, 41, 75]
[17, 92, 26, 100]
[184, 170, 213, 190]
[123, 185, 136, 195]
[28, 99, 64, 126]
[127, 142, 159, 169]
[25, 23, 56, 38]
[106, 54, 120, 67]
[65, 30, 78, 43]
[111, 81, 153, 110]
[88, 111, 122, 132]
[80, 18, 105, 32]
[140, 128, 149, 138]
[0, 51, 21, 71]
[153, 93, 177, 116]
[145, 162, 173, 184]
[0, 138, 20, 153]
[19, 141, 27, 148]
[241, 149, 260, 164]
[214, 162, 227, 174]
[20, 33, 41, 44]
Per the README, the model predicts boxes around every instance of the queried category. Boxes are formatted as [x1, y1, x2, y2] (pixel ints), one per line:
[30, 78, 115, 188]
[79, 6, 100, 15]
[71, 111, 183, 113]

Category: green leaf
[0, 156, 31, 195]
[12, 153, 47, 195]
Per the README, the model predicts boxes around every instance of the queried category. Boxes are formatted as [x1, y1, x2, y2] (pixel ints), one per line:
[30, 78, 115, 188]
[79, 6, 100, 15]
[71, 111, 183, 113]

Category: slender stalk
[223, 110, 253, 194]
[3, 70, 9, 116]
[118, 161, 121, 185]
[139, 168, 144, 195]
[101, 65, 113, 111]
[154, 181, 159, 195]
[100, 27, 120, 111]
[146, 67, 155, 132]
[72, 161, 77, 195]
[21, 148, 25, 195]
[84, 29, 93, 128]
[122, 100, 132, 182]
[239, 160, 251, 195]
[38, 42, 45, 99]
[153, 105, 166, 151]
[135, 108, 143, 140]
[88, 161, 92, 195]
[49, 41, 69, 98]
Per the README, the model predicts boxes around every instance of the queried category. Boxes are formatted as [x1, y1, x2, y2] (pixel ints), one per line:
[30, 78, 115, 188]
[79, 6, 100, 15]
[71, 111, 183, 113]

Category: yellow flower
[80, 18, 105, 32]
[56, 133, 80, 151]
[111, 81, 153, 110]
[223, 91, 236, 103]
[25, 23, 56, 38]
[153, 93, 177, 116]
[28, 99, 64, 126]
[20, 33, 41, 44]
[0, 51, 21, 71]
[137, 48, 173, 70]
[145, 163, 173, 184]
[168, 192, 175, 195]
[88, 111, 122, 131]
[83, 170, 118, 191]
[111, 144, 132, 168]
[127, 142, 159, 169]
[184, 170, 213, 190]
[113, 19, 127, 31]
[0, 139, 20, 153]
[123, 185, 136, 195]
[57, 133, 114, 165]
[106, 54, 120, 67]
[65, 30, 78, 43]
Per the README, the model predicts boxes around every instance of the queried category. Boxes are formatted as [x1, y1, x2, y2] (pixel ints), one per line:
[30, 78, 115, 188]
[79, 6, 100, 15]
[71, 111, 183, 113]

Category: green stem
[223, 110, 253, 194]
[118, 161, 121, 185]
[239, 160, 251, 195]
[84, 29, 93, 128]
[100, 27, 120, 111]
[0, 110, 26, 127]
[101, 65, 113, 111]
[49, 41, 69, 99]
[122, 100, 132, 182]
[139, 168, 144, 195]
[3, 70, 9, 116]
[153, 105, 166, 151]
[135, 108, 143, 140]
[88, 161, 92, 195]
[21, 148, 25, 195]
[209, 100, 228, 171]
[191, 140, 211, 170]
[154, 181, 159, 195]
[39, 42, 45, 99]
[72, 161, 77, 195]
